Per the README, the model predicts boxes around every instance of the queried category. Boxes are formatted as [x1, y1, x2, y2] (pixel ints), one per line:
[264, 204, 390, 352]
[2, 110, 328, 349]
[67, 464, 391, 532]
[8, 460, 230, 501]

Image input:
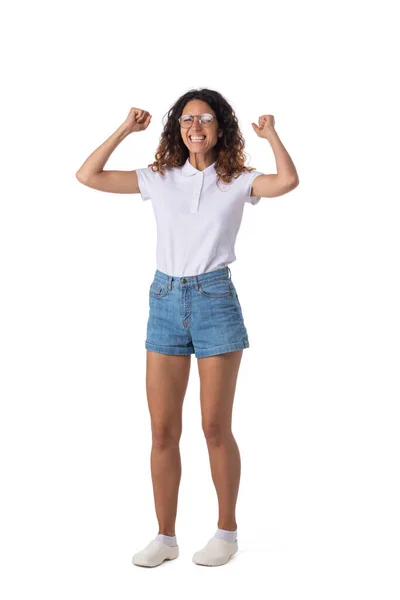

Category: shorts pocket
[197, 278, 232, 298]
[149, 279, 170, 299]
[229, 281, 245, 318]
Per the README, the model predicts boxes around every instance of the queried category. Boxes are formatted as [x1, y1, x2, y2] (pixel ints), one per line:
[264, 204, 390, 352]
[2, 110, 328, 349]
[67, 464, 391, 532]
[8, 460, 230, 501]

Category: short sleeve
[135, 167, 153, 201]
[243, 169, 264, 205]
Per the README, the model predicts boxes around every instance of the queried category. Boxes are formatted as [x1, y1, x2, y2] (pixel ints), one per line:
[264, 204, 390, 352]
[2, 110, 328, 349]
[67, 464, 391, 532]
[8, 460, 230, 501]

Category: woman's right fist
[123, 108, 152, 134]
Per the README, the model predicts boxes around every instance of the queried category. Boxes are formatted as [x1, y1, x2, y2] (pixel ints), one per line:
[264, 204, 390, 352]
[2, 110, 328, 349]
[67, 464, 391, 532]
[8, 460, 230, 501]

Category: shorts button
[181, 278, 188, 284]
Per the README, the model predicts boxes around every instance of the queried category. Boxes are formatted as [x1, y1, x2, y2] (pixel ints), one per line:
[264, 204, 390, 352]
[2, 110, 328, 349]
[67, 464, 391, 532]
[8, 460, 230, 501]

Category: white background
[1, 0, 399, 597]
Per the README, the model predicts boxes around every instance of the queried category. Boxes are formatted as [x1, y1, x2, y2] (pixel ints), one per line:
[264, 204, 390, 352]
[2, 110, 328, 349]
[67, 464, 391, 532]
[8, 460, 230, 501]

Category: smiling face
[180, 99, 221, 169]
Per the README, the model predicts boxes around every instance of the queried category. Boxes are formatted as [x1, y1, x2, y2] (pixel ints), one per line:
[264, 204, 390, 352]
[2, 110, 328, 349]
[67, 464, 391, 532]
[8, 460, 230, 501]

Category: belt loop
[168, 275, 172, 291]
[227, 265, 231, 279]
[194, 274, 199, 290]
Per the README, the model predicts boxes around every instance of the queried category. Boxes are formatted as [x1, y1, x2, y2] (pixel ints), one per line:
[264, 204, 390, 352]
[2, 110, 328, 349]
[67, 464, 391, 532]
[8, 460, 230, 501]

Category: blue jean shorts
[145, 266, 250, 358]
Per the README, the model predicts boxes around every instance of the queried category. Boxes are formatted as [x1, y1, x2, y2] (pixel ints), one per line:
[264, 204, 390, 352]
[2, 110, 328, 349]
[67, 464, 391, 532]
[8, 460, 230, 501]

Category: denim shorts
[145, 266, 250, 358]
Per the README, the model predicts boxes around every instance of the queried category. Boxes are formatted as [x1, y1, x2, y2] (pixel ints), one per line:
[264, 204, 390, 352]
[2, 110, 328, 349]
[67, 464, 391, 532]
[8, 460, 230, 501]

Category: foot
[132, 539, 179, 567]
[192, 537, 238, 566]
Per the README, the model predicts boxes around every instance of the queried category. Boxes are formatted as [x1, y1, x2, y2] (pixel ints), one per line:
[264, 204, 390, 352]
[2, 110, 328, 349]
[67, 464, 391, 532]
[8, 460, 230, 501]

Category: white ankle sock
[155, 533, 177, 547]
[214, 528, 237, 543]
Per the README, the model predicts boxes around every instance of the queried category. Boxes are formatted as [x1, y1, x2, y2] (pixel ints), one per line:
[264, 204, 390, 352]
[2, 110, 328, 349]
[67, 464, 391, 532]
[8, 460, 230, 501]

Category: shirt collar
[181, 157, 217, 177]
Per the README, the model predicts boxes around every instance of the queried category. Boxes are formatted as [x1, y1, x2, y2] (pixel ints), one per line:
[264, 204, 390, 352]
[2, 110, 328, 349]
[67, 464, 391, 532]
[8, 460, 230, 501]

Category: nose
[189, 116, 202, 131]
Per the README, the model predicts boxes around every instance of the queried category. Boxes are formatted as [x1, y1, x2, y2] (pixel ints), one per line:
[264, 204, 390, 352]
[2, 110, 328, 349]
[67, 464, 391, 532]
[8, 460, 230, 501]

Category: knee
[151, 424, 181, 449]
[202, 421, 230, 445]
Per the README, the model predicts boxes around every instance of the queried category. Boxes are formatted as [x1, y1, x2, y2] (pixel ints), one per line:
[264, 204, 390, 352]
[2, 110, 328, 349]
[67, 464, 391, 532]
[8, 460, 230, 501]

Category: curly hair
[147, 88, 257, 186]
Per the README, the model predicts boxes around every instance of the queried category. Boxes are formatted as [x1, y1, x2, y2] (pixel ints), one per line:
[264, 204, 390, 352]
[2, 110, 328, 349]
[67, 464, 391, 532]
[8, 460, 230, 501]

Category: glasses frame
[178, 113, 215, 128]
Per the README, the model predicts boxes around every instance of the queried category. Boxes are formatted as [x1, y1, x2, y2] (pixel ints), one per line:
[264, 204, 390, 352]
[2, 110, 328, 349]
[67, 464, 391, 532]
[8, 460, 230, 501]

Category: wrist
[117, 123, 132, 139]
[263, 127, 277, 140]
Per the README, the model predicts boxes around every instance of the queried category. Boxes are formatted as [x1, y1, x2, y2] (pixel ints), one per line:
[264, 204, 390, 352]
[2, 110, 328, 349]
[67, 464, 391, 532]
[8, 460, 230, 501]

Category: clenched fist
[123, 107, 152, 134]
[251, 114, 275, 138]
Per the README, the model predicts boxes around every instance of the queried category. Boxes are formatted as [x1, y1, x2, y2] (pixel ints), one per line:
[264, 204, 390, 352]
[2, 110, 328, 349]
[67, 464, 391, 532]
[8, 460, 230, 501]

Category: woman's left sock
[213, 528, 237, 543]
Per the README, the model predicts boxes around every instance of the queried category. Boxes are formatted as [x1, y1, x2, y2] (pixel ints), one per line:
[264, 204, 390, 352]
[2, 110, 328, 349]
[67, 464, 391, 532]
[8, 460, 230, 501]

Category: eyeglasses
[178, 113, 215, 128]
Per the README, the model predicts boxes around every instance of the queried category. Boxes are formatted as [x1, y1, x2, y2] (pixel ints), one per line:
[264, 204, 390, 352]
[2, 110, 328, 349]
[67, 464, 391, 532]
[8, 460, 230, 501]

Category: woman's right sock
[155, 533, 178, 547]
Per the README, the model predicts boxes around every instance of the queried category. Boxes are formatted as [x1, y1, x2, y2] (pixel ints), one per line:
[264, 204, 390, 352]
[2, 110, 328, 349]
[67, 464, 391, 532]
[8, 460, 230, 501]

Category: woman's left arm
[251, 115, 299, 197]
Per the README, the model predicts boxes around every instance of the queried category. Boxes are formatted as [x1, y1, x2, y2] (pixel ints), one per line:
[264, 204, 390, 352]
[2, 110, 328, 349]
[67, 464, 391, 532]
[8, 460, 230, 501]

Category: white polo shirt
[136, 157, 263, 277]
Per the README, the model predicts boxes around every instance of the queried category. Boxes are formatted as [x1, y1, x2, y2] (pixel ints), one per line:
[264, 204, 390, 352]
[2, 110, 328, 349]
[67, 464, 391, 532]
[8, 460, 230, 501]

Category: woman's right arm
[75, 108, 151, 194]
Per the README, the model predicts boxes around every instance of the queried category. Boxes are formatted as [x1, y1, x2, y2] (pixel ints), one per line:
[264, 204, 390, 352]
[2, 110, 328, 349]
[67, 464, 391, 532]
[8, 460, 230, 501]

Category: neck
[189, 152, 217, 171]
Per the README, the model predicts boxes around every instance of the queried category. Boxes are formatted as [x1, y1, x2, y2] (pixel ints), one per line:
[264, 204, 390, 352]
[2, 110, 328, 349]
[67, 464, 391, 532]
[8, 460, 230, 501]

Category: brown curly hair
[147, 88, 258, 186]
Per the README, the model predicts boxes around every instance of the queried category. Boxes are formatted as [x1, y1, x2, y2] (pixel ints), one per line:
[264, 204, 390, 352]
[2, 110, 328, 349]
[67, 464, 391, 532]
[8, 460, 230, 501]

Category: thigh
[197, 350, 243, 431]
[146, 350, 191, 438]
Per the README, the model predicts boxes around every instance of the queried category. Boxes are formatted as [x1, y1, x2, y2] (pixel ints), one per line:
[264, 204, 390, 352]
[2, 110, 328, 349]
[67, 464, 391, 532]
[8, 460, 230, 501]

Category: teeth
[190, 136, 206, 141]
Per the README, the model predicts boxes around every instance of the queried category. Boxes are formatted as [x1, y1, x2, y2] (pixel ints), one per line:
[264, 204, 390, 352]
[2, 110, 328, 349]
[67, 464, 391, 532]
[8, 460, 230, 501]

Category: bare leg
[197, 350, 243, 531]
[146, 350, 191, 536]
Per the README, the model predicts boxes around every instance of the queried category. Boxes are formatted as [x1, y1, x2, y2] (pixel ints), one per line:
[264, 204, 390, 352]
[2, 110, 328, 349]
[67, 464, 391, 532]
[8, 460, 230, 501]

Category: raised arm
[75, 108, 152, 194]
[251, 114, 299, 198]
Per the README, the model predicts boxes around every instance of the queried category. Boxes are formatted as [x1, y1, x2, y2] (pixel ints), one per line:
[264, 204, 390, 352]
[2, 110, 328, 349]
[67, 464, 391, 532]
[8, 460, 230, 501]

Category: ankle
[217, 524, 237, 531]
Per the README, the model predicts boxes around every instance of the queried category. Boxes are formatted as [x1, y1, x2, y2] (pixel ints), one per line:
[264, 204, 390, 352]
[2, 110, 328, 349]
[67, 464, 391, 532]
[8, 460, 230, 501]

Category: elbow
[76, 171, 88, 184]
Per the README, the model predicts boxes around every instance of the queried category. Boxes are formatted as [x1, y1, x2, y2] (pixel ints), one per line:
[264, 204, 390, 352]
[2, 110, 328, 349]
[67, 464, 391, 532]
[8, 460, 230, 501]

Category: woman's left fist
[251, 114, 275, 138]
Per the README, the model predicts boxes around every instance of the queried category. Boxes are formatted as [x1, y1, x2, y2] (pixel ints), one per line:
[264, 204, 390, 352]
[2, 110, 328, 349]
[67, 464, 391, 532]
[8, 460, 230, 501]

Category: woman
[76, 88, 299, 567]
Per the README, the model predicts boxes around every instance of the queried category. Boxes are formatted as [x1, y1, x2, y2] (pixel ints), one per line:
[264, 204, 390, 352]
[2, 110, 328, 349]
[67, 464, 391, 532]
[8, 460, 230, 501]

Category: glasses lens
[200, 114, 213, 125]
[180, 115, 193, 128]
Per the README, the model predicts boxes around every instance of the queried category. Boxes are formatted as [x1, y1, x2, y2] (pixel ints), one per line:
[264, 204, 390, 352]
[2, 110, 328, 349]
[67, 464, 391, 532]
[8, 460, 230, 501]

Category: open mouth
[189, 136, 206, 142]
